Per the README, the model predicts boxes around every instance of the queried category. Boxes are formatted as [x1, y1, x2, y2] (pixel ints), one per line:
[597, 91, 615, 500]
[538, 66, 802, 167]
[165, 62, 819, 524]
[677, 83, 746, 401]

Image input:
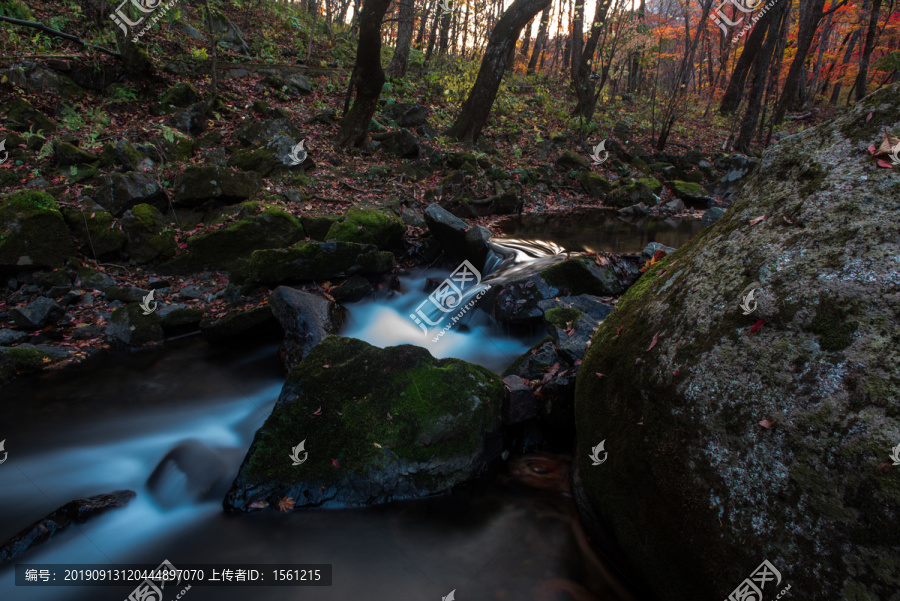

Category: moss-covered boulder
[325, 207, 405, 250]
[62, 207, 127, 258]
[666, 179, 709, 202]
[0, 191, 76, 270]
[301, 214, 342, 240]
[93, 172, 166, 216]
[173, 166, 260, 207]
[439, 191, 522, 218]
[200, 305, 281, 345]
[121, 204, 176, 264]
[233, 117, 301, 147]
[605, 180, 657, 207]
[6, 98, 56, 133]
[106, 304, 164, 348]
[556, 150, 591, 171]
[160, 207, 304, 273]
[152, 82, 200, 115]
[573, 83, 900, 601]
[53, 141, 98, 166]
[242, 241, 395, 288]
[579, 172, 613, 198]
[223, 336, 504, 511]
[540, 255, 640, 297]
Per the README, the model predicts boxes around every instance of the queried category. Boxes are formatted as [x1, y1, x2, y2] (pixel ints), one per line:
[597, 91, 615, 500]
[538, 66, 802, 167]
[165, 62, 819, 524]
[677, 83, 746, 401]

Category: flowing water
[0, 212, 701, 601]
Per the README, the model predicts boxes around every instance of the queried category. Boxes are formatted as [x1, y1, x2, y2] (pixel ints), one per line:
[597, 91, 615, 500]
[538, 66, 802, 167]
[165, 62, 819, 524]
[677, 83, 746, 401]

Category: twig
[0, 16, 121, 58]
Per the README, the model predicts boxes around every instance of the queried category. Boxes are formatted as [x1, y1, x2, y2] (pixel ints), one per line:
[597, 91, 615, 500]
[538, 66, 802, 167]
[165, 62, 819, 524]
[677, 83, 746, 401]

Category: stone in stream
[268, 286, 346, 371]
[539, 295, 614, 363]
[422, 203, 492, 268]
[223, 336, 504, 511]
[105, 304, 164, 348]
[200, 305, 281, 345]
[0, 490, 136, 561]
[573, 84, 900, 601]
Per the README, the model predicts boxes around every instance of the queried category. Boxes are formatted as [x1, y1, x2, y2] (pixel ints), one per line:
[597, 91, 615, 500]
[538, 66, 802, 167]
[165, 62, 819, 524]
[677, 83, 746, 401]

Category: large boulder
[423, 203, 491, 267]
[0, 191, 76, 270]
[62, 205, 127, 257]
[173, 166, 260, 207]
[223, 336, 504, 511]
[325, 207, 405, 249]
[121, 204, 176, 263]
[93, 172, 165, 216]
[241, 241, 395, 288]
[269, 286, 346, 370]
[106, 304, 164, 347]
[573, 84, 900, 601]
[9, 297, 65, 330]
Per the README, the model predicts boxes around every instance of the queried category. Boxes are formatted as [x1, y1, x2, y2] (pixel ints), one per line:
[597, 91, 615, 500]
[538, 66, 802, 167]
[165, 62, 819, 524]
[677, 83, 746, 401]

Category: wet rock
[664, 198, 686, 213]
[502, 375, 537, 424]
[173, 166, 260, 207]
[332, 275, 373, 303]
[423, 203, 491, 267]
[0, 191, 76, 270]
[121, 204, 176, 263]
[9, 297, 64, 330]
[573, 83, 900, 601]
[440, 190, 522, 218]
[0, 329, 27, 345]
[539, 295, 613, 363]
[160, 308, 205, 337]
[325, 207, 405, 249]
[703, 206, 726, 223]
[490, 273, 558, 324]
[93, 172, 165, 216]
[200, 305, 281, 345]
[241, 241, 395, 288]
[0, 490, 136, 561]
[223, 336, 504, 511]
[269, 286, 346, 370]
[540, 254, 641, 297]
[106, 304, 164, 347]
[74, 267, 116, 291]
[641, 242, 676, 260]
[104, 285, 153, 303]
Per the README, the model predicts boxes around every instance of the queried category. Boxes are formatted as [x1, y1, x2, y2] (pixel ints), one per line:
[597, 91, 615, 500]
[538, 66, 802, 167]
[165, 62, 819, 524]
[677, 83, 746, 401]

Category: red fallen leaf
[652, 250, 667, 261]
[876, 158, 894, 169]
[312, 406, 322, 415]
[647, 332, 659, 351]
[322, 364, 331, 369]
[866, 112, 873, 122]
[672, 370, 680, 376]
[615, 326, 624, 338]
[596, 372, 605, 378]
[749, 215, 765, 226]
[750, 319, 765, 333]
[386, 412, 393, 421]
[656, 269, 667, 275]
[574, 359, 582, 366]
[868, 144, 877, 155]
[759, 418, 776, 428]
[332, 459, 340, 468]
[90, 212, 95, 218]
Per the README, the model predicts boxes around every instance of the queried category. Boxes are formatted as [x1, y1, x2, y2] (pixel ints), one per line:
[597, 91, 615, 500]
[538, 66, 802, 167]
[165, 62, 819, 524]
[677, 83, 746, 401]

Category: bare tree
[387, 0, 416, 77]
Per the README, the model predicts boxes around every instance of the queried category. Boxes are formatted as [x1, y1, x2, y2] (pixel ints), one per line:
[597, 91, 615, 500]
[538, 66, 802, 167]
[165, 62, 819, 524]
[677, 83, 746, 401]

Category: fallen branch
[0, 16, 121, 58]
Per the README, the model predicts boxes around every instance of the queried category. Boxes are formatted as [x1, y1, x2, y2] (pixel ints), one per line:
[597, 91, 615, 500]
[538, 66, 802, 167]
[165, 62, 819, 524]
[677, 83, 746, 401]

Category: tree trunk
[335, 0, 394, 148]
[425, 0, 441, 61]
[570, 0, 585, 79]
[527, 5, 551, 74]
[437, 4, 452, 54]
[386, 0, 415, 77]
[719, 6, 774, 115]
[854, 0, 882, 101]
[829, 29, 860, 104]
[808, 11, 833, 100]
[734, 0, 788, 153]
[415, 1, 431, 46]
[521, 16, 534, 61]
[773, 0, 827, 123]
[572, 0, 612, 119]
[447, 0, 553, 143]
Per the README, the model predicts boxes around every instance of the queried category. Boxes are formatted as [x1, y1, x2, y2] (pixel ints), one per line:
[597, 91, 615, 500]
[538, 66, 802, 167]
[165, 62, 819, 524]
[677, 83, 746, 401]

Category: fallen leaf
[749, 215, 765, 226]
[312, 406, 322, 415]
[635, 358, 645, 365]
[750, 319, 765, 333]
[759, 418, 776, 428]
[386, 412, 393, 421]
[672, 370, 680, 376]
[647, 332, 659, 351]
[876, 158, 894, 169]
[874, 130, 900, 156]
[277, 496, 295, 512]
[322, 364, 331, 369]
[866, 112, 873, 122]
[596, 372, 605, 378]
[249, 501, 269, 509]
[783, 216, 793, 225]
[373, 443, 382, 449]
[574, 359, 582, 366]
[332, 459, 340, 468]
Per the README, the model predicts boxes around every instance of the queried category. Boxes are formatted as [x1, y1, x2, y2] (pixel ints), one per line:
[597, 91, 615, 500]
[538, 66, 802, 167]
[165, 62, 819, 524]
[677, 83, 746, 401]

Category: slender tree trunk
[773, 0, 827, 123]
[416, 1, 431, 46]
[808, 11, 833, 100]
[521, 16, 534, 61]
[447, 0, 553, 143]
[854, 0, 883, 101]
[829, 29, 860, 104]
[570, 0, 585, 79]
[438, 3, 452, 54]
[425, 0, 441, 60]
[527, 5, 551, 74]
[336, 0, 394, 148]
[718, 2, 776, 114]
[572, 0, 613, 119]
[387, 0, 415, 77]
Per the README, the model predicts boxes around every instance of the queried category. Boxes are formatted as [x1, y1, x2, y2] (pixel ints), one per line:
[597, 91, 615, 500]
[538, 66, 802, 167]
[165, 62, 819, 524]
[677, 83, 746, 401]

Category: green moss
[124, 204, 176, 263]
[0, 190, 75, 268]
[3, 347, 53, 370]
[62, 207, 126, 257]
[810, 297, 858, 352]
[540, 257, 621, 296]
[544, 307, 585, 328]
[635, 177, 663, 194]
[325, 207, 405, 249]
[3, 190, 57, 212]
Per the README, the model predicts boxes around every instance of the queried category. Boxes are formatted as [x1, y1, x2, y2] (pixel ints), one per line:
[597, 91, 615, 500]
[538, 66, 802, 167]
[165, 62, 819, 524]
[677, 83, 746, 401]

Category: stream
[0, 211, 699, 601]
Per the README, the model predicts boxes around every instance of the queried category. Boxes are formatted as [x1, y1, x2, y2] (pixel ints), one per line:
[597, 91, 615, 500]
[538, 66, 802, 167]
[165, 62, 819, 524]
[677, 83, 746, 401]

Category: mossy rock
[0, 190, 76, 270]
[2, 346, 55, 371]
[579, 172, 613, 199]
[573, 81, 900, 601]
[301, 214, 342, 240]
[161, 207, 304, 273]
[158, 129, 195, 162]
[540, 257, 628, 296]
[325, 207, 405, 250]
[160, 308, 206, 335]
[62, 206, 127, 258]
[223, 335, 504, 511]
[667, 180, 708, 201]
[106, 304, 164, 347]
[544, 307, 585, 329]
[173, 166, 260, 207]
[634, 177, 663, 194]
[121, 204, 176, 264]
[243, 241, 395, 287]
[155, 82, 200, 114]
[556, 150, 591, 171]
[226, 146, 285, 177]
[605, 180, 657, 207]
[6, 98, 56, 133]
[53, 142, 98, 166]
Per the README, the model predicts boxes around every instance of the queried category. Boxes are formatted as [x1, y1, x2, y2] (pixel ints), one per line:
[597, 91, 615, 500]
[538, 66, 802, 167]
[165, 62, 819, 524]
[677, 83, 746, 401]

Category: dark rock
[541, 255, 641, 297]
[70, 324, 104, 340]
[0, 490, 136, 562]
[606, 180, 657, 208]
[52, 141, 98, 166]
[371, 128, 420, 158]
[5, 98, 57, 133]
[423, 203, 490, 267]
[243, 241, 395, 288]
[286, 74, 314, 94]
[539, 295, 613, 362]
[269, 286, 347, 370]
[332, 275, 373, 303]
[641, 242, 676, 259]
[306, 109, 337, 125]
[223, 336, 504, 511]
[121, 204, 176, 263]
[158, 82, 200, 110]
[400, 207, 426, 228]
[166, 101, 207, 136]
[381, 102, 428, 127]
[173, 166, 260, 207]
[93, 172, 165, 216]
[160, 308, 205, 336]
[201, 305, 281, 345]
[233, 118, 301, 147]
[579, 172, 613, 198]
[0, 329, 27, 345]
[502, 375, 537, 424]
[208, 13, 251, 54]
[104, 286, 153, 303]
[0, 190, 76, 270]
[74, 267, 116, 291]
[666, 180, 710, 203]
[106, 304, 164, 347]
[556, 150, 591, 171]
[440, 191, 522, 218]
[703, 206, 726, 223]
[9, 297, 64, 330]
[300, 214, 341, 240]
[114, 139, 155, 172]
